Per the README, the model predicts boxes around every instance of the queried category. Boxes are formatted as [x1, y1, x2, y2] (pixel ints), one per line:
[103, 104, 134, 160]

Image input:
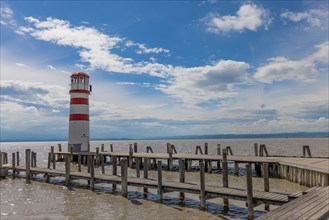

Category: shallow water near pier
[0, 138, 328, 219]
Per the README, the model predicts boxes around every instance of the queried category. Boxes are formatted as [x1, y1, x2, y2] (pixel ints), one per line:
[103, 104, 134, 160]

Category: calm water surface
[0, 138, 328, 219]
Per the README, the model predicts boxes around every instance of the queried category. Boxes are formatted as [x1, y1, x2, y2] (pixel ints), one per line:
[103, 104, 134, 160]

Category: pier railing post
[65, 155, 71, 186]
[129, 145, 133, 168]
[157, 160, 163, 202]
[179, 159, 185, 200]
[90, 156, 95, 190]
[246, 163, 254, 220]
[110, 144, 113, 153]
[168, 145, 173, 171]
[254, 143, 258, 156]
[136, 157, 140, 178]
[26, 149, 31, 184]
[16, 152, 20, 167]
[51, 146, 56, 169]
[12, 153, 16, 179]
[101, 154, 105, 174]
[101, 144, 105, 152]
[222, 149, 229, 206]
[143, 157, 149, 196]
[121, 159, 128, 197]
[112, 156, 117, 190]
[78, 154, 82, 172]
[134, 143, 138, 153]
[200, 160, 206, 210]
[217, 144, 221, 170]
[263, 163, 270, 211]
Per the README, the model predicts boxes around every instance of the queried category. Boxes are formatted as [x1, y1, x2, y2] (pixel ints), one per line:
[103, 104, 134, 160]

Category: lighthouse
[68, 72, 92, 152]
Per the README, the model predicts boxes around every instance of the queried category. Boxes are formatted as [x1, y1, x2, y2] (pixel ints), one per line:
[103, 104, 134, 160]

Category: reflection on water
[0, 138, 327, 219]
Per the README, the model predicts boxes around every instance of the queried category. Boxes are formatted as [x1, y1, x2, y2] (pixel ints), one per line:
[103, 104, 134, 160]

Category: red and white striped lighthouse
[68, 72, 92, 152]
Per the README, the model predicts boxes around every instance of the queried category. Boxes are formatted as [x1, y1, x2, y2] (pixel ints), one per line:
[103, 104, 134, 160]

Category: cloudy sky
[1, 1, 328, 141]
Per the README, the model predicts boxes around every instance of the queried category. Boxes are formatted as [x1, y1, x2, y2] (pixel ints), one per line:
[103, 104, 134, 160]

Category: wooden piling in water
[12, 152, 16, 179]
[143, 157, 149, 196]
[136, 157, 140, 178]
[16, 152, 20, 167]
[121, 159, 128, 197]
[217, 144, 221, 170]
[157, 160, 163, 202]
[65, 156, 70, 186]
[168, 145, 173, 171]
[199, 161, 206, 210]
[134, 143, 138, 153]
[101, 154, 105, 174]
[129, 145, 133, 168]
[234, 161, 239, 176]
[179, 159, 185, 200]
[90, 156, 95, 190]
[51, 146, 56, 169]
[112, 156, 117, 190]
[26, 149, 31, 184]
[78, 154, 82, 172]
[246, 163, 254, 220]
[222, 149, 229, 205]
[101, 144, 105, 152]
[263, 163, 270, 211]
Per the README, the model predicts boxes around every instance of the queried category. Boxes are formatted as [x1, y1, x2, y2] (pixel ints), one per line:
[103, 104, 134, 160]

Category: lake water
[0, 138, 328, 219]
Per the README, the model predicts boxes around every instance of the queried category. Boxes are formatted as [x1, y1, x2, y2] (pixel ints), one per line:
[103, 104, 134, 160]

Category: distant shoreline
[1, 132, 328, 142]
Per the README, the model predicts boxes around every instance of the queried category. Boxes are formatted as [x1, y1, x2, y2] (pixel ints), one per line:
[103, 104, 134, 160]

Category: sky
[0, 0, 328, 141]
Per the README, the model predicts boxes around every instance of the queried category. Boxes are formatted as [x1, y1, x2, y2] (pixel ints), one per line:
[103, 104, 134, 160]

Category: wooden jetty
[256, 186, 329, 220]
[1, 143, 329, 219]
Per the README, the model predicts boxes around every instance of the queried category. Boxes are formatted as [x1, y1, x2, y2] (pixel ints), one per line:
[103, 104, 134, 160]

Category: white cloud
[125, 40, 170, 54]
[0, 6, 16, 27]
[17, 16, 173, 78]
[281, 9, 329, 30]
[204, 3, 272, 34]
[15, 63, 25, 67]
[47, 65, 56, 70]
[158, 60, 250, 105]
[254, 41, 329, 83]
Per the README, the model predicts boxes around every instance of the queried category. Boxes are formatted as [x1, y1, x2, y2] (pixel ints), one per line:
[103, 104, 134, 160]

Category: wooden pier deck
[3, 164, 289, 205]
[2, 145, 329, 219]
[256, 186, 329, 220]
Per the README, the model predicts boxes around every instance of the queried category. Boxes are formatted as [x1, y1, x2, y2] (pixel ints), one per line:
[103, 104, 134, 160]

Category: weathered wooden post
[129, 145, 133, 168]
[110, 144, 113, 153]
[26, 149, 31, 184]
[65, 155, 71, 186]
[96, 147, 100, 165]
[204, 143, 209, 172]
[51, 146, 56, 169]
[78, 154, 82, 172]
[246, 163, 254, 220]
[168, 145, 173, 171]
[199, 161, 206, 210]
[143, 157, 149, 196]
[4, 153, 8, 164]
[157, 160, 163, 202]
[90, 156, 95, 190]
[12, 153, 16, 179]
[179, 159, 185, 200]
[58, 144, 62, 161]
[254, 143, 258, 156]
[217, 144, 221, 170]
[234, 161, 239, 176]
[47, 153, 51, 169]
[112, 156, 117, 190]
[263, 163, 270, 211]
[134, 143, 138, 153]
[303, 145, 312, 157]
[101, 144, 105, 152]
[226, 146, 233, 155]
[101, 154, 105, 174]
[222, 149, 229, 205]
[16, 152, 20, 166]
[121, 159, 128, 197]
[136, 157, 140, 178]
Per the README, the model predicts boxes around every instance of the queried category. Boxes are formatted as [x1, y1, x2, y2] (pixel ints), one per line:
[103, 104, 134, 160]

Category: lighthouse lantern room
[68, 72, 92, 152]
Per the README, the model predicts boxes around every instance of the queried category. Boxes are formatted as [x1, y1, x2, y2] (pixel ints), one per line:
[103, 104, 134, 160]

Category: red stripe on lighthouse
[69, 89, 90, 94]
[69, 114, 89, 121]
[70, 98, 89, 105]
